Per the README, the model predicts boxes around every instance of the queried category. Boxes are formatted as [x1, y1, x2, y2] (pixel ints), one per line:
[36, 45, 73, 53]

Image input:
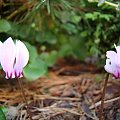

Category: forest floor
[0, 58, 120, 120]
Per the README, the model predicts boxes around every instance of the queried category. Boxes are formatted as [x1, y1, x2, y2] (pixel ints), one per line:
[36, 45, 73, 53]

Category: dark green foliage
[40, 50, 58, 67]
[23, 42, 48, 81]
[0, 0, 120, 80]
[0, 20, 11, 33]
[23, 57, 48, 81]
[0, 107, 6, 120]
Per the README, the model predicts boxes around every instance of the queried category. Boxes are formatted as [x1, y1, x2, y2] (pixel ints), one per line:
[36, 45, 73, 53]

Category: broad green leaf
[1, 107, 8, 115]
[59, 44, 72, 57]
[0, 107, 6, 120]
[23, 57, 47, 81]
[36, 32, 57, 44]
[0, 19, 11, 33]
[24, 42, 38, 62]
[40, 51, 58, 67]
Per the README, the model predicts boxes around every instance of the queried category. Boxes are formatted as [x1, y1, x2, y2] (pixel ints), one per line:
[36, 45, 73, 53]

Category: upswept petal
[0, 37, 16, 78]
[114, 44, 120, 66]
[14, 40, 29, 77]
[104, 59, 119, 78]
[106, 51, 116, 59]
[106, 51, 117, 64]
[0, 41, 3, 63]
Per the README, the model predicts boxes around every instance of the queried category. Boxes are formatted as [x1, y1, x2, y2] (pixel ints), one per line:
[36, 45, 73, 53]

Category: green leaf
[70, 12, 81, 24]
[85, 13, 98, 21]
[0, 19, 11, 33]
[23, 57, 48, 81]
[1, 107, 8, 115]
[90, 46, 101, 55]
[61, 23, 78, 34]
[0, 107, 6, 120]
[100, 14, 113, 21]
[24, 42, 38, 62]
[40, 51, 58, 67]
[71, 38, 87, 60]
[80, 31, 88, 37]
[36, 31, 57, 44]
[59, 44, 72, 57]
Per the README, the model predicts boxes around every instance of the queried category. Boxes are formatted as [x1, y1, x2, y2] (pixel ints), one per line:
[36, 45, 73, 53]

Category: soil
[0, 58, 120, 120]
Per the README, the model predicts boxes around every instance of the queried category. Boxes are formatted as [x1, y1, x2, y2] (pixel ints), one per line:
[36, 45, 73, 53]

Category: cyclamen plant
[0, 37, 32, 120]
[104, 44, 120, 79]
[100, 44, 120, 120]
[0, 37, 29, 79]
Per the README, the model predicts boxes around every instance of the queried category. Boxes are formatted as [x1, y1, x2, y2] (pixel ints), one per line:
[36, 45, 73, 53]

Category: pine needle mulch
[0, 58, 120, 120]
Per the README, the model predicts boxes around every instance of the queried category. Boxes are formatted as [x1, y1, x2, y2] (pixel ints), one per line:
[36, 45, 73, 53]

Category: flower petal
[0, 41, 3, 62]
[0, 37, 16, 78]
[106, 51, 116, 59]
[14, 40, 29, 77]
[114, 45, 120, 66]
[106, 51, 117, 63]
[104, 59, 119, 78]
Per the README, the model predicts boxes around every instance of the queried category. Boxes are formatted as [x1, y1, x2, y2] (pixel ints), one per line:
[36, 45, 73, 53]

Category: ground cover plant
[0, 0, 120, 119]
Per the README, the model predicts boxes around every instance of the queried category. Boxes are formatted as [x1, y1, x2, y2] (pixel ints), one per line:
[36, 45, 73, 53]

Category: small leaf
[0, 107, 6, 120]
[23, 57, 47, 81]
[0, 19, 11, 33]
[61, 23, 78, 34]
[98, 0, 106, 6]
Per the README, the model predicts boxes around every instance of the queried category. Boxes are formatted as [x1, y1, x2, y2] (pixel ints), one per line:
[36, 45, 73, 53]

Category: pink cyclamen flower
[0, 37, 29, 79]
[104, 44, 120, 79]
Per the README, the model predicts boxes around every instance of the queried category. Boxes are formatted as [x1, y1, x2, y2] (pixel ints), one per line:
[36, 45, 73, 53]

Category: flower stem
[99, 73, 109, 120]
[18, 78, 33, 120]
[104, 1, 118, 8]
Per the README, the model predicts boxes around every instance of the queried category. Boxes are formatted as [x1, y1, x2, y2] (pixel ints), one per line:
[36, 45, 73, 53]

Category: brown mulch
[0, 58, 120, 120]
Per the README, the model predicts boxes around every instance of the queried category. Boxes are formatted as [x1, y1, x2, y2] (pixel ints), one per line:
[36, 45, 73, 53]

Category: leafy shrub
[0, 0, 120, 80]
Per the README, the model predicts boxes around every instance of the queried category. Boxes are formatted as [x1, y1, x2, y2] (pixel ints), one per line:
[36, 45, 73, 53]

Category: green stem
[18, 78, 33, 120]
[105, 1, 118, 8]
[99, 73, 109, 120]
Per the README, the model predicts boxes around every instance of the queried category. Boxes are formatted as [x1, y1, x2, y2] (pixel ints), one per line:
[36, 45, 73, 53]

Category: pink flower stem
[17, 78, 33, 120]
[99, 73, 109, 120]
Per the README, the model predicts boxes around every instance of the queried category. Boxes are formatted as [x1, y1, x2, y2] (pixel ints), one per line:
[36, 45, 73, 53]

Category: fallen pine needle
[33, 106, 97, 120]
[90, 96, 120, 109]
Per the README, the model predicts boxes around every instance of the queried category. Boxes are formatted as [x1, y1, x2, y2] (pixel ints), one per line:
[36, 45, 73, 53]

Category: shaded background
[0, 0, 120, 80]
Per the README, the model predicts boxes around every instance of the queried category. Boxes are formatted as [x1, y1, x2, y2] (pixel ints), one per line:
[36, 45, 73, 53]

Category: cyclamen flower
[0, 37, 29, 79]
[104, 44, 120, 79]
